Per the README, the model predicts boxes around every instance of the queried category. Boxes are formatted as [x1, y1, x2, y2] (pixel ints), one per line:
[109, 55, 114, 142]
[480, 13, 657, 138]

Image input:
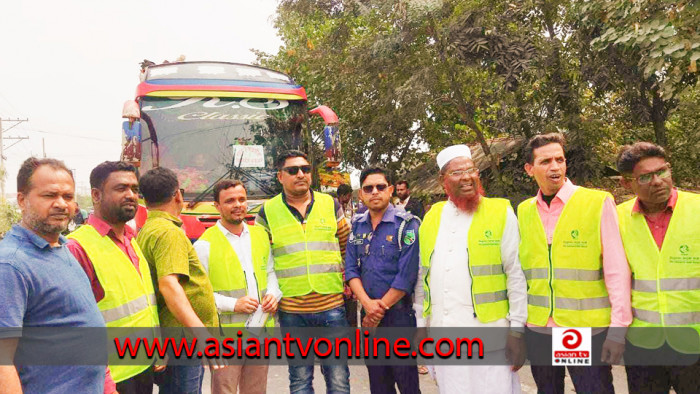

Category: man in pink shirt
[617, 142, 700, 393]
[67, 161, 161, 394]
[518, 133, 632, 393]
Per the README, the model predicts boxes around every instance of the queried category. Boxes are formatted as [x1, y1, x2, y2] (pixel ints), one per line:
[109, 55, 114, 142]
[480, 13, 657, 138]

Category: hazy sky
[0, 0, 282, 197]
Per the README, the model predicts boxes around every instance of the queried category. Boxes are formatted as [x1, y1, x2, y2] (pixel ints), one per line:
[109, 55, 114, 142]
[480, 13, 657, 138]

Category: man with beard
[416, 145, 527, 393]
[395, 180, 424, 220]
[616, 142, 700, 393]
[255, 150, 351, 393]
[67, 161, 160, 393]
[346, 167, 421, 393]
[0, 158, 113, 393]
[194, 180, 280, 394]
[518, 133, 631, 393]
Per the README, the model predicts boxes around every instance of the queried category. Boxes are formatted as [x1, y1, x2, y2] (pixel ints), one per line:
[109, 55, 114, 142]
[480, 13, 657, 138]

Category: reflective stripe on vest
[199, 224, 275, 329]
[264, 192, 343, 297]
[419, 198, 511, 323]
[518, 187, 612, 327]
[618, 191, 700, 353]
[67, 224, 159, 383]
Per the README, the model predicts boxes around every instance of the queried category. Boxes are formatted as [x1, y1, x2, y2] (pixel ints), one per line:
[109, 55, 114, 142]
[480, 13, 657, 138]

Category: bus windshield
[139, 96, 306, 199]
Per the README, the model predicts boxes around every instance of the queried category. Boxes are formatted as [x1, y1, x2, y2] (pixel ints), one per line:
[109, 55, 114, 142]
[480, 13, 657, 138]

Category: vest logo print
[670, 244, 699, 264]
[680, 245, 689, 255]
[563, 228, 588, 248]
[478, 229, 500, 246]
[552, 327, 591, 365]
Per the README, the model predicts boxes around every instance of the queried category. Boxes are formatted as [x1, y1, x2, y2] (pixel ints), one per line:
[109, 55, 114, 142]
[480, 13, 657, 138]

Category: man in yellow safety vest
[194, 179, 280, 394]
[255, 150, 351, 393]
[518, 133, 632, 393]
[67, 161, 160, 393]
[415, 145, 528, 393]
[616, 142, 700, 393]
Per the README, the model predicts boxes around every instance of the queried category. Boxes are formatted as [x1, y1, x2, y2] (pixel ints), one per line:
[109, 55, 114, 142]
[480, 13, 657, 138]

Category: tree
[578, 0, 699, 147]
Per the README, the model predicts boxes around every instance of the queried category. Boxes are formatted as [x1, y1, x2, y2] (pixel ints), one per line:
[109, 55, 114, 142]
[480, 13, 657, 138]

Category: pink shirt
[632, 188, 678, 249]
[527, 179, 632, 330]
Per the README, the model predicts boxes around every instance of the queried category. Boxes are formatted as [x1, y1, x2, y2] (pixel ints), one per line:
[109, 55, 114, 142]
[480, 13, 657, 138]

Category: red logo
[562, 329, 582, 349]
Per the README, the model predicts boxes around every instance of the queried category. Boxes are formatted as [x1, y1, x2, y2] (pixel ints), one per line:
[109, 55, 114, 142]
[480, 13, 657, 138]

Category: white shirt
[414, 199, 527, 328]
[395, 196, 410, 209]
[194, 221, 280, 313]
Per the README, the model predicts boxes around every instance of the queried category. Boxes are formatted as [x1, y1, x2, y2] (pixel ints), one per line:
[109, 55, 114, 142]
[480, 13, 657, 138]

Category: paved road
[192, 365, 629, 393]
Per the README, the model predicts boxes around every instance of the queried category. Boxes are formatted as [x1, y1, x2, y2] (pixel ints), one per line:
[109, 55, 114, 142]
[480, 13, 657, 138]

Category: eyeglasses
[629, 166, 671, 185]
[362, 184, 389, 193]
[447, 168, 478, 177]
[282, 165, 312, 175]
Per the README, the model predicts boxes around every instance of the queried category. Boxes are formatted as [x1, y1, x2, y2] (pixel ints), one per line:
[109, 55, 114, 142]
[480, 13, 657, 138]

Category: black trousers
[526, 328, 614, 394]
[365, 305, 420, 394]
[625, 340, 700, 394]
[115, 366, 154, 394]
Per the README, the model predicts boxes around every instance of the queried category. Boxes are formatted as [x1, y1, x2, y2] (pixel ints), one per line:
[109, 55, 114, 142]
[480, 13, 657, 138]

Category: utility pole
[0, 118, 29, 202]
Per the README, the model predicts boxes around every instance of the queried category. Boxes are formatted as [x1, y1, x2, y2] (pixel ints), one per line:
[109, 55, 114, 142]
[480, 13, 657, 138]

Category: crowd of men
[0, 133, 698, 394]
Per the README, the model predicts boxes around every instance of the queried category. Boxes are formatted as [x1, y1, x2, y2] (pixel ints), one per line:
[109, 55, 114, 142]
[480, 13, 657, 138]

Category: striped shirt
[256, 193, 350, 313]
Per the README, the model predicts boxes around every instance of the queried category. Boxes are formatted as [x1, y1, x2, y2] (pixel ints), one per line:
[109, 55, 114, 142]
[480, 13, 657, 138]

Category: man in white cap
[414, 145, 528, 393]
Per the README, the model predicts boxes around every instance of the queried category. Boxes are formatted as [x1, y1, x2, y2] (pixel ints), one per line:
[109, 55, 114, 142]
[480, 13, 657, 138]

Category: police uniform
[345, 204, 421, 394]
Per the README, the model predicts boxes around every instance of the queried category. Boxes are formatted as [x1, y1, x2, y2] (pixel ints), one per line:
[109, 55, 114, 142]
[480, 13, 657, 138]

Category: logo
[552, 327, 591, 365]
[680, 245, 690, 255]
[403, 229, 416, 245]
[484, 230, 493, 239]
[571, 230, 579, 240]
[319, 218, 326, 225]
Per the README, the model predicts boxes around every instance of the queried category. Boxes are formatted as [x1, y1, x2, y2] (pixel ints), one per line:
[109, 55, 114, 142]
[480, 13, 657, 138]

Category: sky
[0, 0, 283, 198]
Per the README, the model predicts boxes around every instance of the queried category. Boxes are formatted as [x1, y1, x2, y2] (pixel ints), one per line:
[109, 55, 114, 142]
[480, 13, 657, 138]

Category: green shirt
[136, 210, 219, 328]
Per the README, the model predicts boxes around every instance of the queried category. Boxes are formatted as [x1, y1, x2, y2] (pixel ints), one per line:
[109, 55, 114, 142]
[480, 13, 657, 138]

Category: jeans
[156, 365, 204, 394]
[278, 305, 351, 394]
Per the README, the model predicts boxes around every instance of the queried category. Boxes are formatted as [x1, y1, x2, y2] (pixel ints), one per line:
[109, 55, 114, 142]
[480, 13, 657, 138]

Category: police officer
[346, 166, 421, 394]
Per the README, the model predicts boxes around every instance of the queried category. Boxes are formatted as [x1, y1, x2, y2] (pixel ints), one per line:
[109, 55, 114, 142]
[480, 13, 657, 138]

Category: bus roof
[136, 61, 307, 100]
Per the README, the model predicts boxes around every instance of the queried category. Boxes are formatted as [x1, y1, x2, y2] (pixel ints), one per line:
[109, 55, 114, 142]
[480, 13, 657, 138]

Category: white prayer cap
[436, 145, 472, 170]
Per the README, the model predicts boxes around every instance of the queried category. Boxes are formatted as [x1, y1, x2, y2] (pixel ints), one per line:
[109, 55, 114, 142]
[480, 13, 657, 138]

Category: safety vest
[199, 224, 275, 330]
[518, 187, 611, 327]
[264, 192, 343, 297]
[68, 224, 159, 383]
[618, 190, 700, 353]
[419, 198, 510, 323]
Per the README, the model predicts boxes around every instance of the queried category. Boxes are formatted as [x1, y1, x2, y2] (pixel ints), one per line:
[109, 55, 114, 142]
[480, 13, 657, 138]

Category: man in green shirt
[137, 167, 221, 393]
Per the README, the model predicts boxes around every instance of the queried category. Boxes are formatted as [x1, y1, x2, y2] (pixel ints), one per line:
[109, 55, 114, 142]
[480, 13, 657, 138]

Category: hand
[505, 333, 526, 371]
[234, 296, 259, 314]
[261, 293, 278, 314]
[343, 284, 354, 298]
[362, 299, 388, 320]
[191, 327, 226, 370]
[362, 314, 381, 327]
[601, 338, 625, 364]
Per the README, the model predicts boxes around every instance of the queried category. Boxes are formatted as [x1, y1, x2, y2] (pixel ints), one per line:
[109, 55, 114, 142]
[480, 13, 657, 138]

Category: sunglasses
[628, 166, 671, 185]
[282, 165, 312, 175]
[362, 184, 389, 193]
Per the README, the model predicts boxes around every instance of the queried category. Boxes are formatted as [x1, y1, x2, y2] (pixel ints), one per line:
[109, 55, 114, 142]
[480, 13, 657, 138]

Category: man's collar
[536, 178, 576, 206]
[216, 220, 248, 236]
[632, 187, 678, 214]
[400, 196, 410, 204]
[10, 224, 66, 249]
[359, 203, 396, 223]
[147, 210, 183, 227]
[87, 214, 135, 238]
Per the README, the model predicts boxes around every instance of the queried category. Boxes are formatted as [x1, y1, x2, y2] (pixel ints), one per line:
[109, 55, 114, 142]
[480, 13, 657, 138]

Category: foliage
[257, 0, 700, 193]
[0, 202, 21, 238]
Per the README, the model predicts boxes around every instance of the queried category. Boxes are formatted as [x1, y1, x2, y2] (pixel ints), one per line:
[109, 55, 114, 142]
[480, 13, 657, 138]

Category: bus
[121, 61, 344, 240]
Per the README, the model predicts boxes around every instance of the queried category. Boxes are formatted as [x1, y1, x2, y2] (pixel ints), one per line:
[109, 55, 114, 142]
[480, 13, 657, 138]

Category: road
[190, 365, 630, 393]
